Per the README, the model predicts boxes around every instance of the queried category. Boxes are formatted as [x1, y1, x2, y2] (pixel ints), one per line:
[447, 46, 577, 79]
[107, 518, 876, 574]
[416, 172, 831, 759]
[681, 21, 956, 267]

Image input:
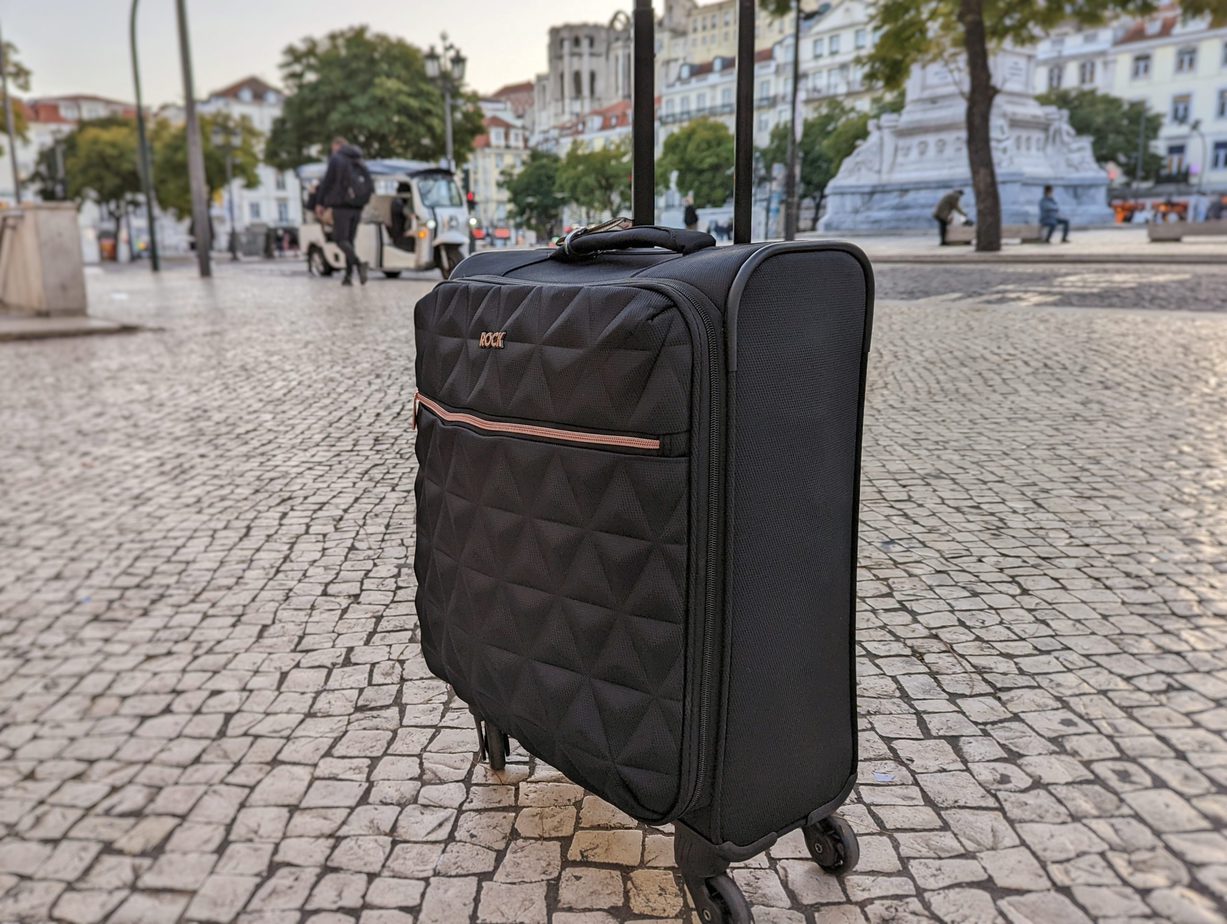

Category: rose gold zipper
[413, 393, 662, 452]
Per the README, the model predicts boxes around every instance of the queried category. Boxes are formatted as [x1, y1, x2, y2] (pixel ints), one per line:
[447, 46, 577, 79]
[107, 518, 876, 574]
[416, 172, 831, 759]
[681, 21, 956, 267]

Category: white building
[198, 76, 302, 243]
[470, 96, 531, 239]
[797, 0, 877, 113]
[1035, 4, 1227, 193]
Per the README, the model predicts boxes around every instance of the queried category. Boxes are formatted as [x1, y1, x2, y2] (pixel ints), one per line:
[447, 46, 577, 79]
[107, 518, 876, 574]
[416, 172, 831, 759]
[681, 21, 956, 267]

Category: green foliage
[31, 115, 134, 202]
[658, 118, 735, 209]
[60, 120, 141, 223]
[266, 26, 484, 170]
[502, 149, 565, 237]
[864, 0, 1227, 93]
[0, 39, 31, 157]
[758, 101, 870, 219]
[1037, 88, 1162, 182]
[153, 113, 262, 218]
[556, 140, 632, 220]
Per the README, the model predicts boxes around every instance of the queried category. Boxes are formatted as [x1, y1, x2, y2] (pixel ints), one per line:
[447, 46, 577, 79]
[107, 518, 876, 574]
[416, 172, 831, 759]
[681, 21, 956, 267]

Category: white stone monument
[821, 48, 1113, 232]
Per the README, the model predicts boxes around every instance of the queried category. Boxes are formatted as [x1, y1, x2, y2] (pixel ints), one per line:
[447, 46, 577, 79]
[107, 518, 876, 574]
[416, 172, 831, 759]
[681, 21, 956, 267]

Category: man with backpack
[316, 136, 374, 286]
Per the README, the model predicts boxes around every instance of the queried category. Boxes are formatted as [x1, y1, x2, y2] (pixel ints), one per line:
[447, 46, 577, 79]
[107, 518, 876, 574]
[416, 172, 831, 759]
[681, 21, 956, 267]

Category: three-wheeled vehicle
[297, 159, 474, 279]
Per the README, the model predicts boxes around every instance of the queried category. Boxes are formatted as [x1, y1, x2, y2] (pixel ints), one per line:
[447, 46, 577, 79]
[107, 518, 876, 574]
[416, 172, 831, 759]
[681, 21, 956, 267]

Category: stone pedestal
[821, 50, 1113, 232]
[0, 202, 89, 316]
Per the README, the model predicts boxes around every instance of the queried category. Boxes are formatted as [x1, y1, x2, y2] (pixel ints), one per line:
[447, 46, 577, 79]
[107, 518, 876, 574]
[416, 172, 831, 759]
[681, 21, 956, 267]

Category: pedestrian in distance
[316, 136, 374, 286]
[933, 189, 968, 245]
[1206, 195, 1226, 222]
[1039, 185, 1070, 243]
[683, 197, 699, 232]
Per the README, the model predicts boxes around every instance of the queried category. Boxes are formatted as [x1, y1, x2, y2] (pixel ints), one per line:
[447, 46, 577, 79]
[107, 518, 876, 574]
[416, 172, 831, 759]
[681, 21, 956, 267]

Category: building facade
[1035, 5, 1227, 192]
[198, 76, 302, 241]
[470, 97, 531, 239]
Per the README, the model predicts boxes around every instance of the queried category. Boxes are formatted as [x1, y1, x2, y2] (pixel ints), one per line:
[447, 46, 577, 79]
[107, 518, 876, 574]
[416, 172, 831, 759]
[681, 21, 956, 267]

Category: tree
[502, 149, 565, 238]
[153, 113, 261, 218]
[31, 115, 134, 202]
[863, 0, 1227, 252]
[266, 26, 484, 169]
[0, 38, 31, 158]
[758, 100, 872, 226]
[1037, 87, 1162, 183]
[60, 121, 142, 256]
[556, 140, 632, 222]
[658, 118, 735, 209]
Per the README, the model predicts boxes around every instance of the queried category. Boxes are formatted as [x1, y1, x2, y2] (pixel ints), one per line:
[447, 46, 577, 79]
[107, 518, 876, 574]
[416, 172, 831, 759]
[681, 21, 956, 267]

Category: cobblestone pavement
[874, 262, 1227, 312]
[1, 261, 1225, 924]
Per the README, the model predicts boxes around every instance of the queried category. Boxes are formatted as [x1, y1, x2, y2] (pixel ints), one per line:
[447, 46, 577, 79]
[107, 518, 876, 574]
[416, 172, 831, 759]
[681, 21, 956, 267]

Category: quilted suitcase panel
[414, 278, 710, 821]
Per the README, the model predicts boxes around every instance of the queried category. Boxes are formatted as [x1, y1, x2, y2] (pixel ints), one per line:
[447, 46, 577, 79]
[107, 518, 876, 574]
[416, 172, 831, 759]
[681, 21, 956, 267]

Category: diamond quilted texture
[415, 280, 692, 436]
[415, 416, 690, 819]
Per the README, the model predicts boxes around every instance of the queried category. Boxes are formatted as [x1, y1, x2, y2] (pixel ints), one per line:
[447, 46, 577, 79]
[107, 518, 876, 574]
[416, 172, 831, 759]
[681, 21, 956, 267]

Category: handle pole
[733, 0, 755, 243]
[632, 0, 655, 226]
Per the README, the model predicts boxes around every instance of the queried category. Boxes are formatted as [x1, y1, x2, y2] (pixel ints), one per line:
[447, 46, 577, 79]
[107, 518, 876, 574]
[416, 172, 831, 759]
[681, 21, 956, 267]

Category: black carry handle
[631, 0, 754, 242]
[555, 223, 716, 260]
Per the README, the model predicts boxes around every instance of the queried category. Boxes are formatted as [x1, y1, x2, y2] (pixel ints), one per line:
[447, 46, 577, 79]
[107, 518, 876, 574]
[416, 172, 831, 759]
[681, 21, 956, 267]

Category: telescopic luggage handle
[631, 0, 754, 243]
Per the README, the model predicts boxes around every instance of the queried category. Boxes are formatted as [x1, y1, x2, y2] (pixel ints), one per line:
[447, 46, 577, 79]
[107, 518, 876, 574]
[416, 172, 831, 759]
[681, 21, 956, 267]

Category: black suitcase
[413, 2, 873, 920]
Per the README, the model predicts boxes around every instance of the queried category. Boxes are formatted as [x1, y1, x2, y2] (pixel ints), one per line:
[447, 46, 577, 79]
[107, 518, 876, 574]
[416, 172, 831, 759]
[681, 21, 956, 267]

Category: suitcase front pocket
[414, 396, 692, 820]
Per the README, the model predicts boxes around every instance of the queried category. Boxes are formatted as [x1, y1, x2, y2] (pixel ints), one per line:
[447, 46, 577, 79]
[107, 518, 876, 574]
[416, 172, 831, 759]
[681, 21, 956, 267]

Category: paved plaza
[1, 258, 1225, 924]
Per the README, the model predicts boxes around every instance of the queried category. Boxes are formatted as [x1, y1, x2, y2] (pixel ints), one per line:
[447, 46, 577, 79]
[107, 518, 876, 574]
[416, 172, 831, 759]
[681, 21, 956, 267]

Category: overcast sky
[1, 0, 630, 105]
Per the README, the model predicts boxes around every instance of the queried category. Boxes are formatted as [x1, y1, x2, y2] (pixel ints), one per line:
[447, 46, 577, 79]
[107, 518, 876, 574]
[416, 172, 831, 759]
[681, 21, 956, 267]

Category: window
[1166, 144, 1186, 172]
[1213, 141, 1227, 169]
[1219, 88, 1227, 118]
[573, 70, 583, 97]
[813, 37, 824, 58]
[664, 98, 675, 115]
[1176, 46, 1197, 74]
[1047, 65, 1063, 90]
[855, 29, 868, 49]
[829, 33, 841, 54]
[1079, 60, 1096, 84]
[249, 202, 261, 221]
[680, 95, 691, 117]
[1132, 54, 1151, 79]
[757, 79, 771, 104]
[1082, 30, 1098, 44]
[721, 87, 733, 106]
[696, 91, 707, 111]
[1172, 94, 1191, 123]
[276, 200, 289, 224]
[274, 171, 286, 191]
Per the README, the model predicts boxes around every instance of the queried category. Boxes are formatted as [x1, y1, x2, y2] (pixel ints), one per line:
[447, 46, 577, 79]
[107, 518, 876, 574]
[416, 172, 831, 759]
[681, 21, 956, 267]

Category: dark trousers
[331, 207, 362, 274]
[1042, 218, 1070, 242]
[936, 217, 950, 245]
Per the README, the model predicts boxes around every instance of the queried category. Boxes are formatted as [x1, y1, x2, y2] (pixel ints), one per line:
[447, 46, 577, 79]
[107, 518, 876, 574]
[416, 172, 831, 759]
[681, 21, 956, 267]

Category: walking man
[1039, 185, 1070, 243]
[932, 189, 967, 245]
[316, 137, 373, 286]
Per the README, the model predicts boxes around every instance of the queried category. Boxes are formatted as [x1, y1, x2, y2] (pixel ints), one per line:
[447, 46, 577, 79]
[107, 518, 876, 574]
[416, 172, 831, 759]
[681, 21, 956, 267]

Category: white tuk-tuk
[297, 159, 474, 279]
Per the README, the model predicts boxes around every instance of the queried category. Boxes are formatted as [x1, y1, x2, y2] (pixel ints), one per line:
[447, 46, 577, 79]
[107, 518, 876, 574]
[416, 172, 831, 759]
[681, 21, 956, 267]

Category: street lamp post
[783, 1, 830, 241]
[0, 16, 22, 204]
[424, 35, 467, 172]
[212, 124, 239, 261]
[129, 0, 160, 271]
[175, 0, 211, 278]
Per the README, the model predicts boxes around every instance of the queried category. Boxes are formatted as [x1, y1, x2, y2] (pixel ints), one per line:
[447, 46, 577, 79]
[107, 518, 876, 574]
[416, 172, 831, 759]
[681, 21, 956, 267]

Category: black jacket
[318, 144, 365, 209]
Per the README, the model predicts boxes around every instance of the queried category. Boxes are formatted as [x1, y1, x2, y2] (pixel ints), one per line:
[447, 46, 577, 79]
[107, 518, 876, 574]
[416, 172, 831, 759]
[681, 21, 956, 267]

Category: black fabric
[414, 398, 692, 822]
[416, 280, 692, 437]
[319, 144, 368, 208]
[331, 207, 361, 272]
[716, 250, 867, 845]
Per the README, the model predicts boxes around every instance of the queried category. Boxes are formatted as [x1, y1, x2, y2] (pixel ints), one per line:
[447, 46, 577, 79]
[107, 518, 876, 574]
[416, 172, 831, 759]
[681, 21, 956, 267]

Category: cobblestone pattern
[874, 263, 1227, 312]
[0, 264, 1224, 924]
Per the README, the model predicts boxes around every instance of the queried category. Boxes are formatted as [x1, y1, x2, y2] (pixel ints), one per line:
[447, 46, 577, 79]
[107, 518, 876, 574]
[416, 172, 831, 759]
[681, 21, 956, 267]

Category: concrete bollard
[0, 202, 89, 317]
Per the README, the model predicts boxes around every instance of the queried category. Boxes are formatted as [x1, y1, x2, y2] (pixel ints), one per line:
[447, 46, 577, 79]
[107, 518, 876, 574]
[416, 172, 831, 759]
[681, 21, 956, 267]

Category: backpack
[345, 160, 374, 208]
